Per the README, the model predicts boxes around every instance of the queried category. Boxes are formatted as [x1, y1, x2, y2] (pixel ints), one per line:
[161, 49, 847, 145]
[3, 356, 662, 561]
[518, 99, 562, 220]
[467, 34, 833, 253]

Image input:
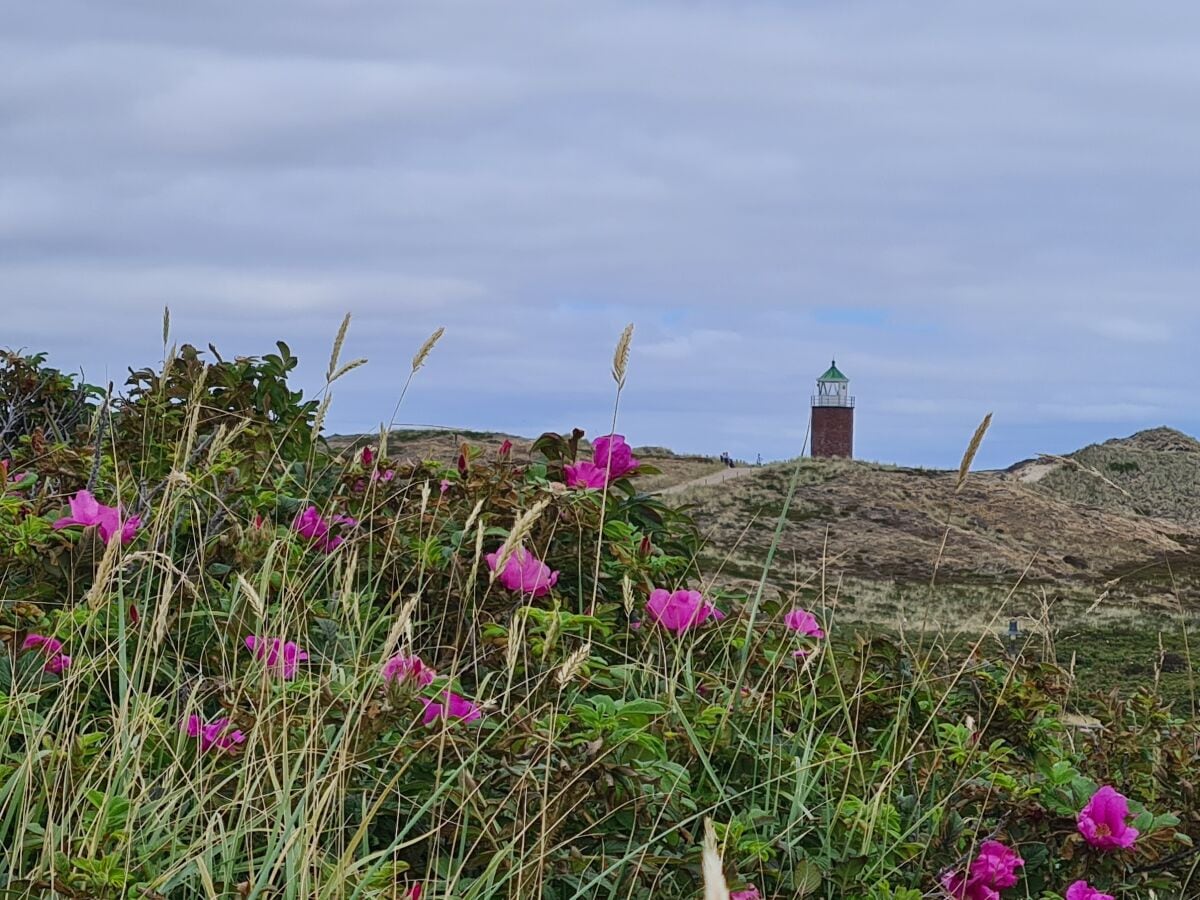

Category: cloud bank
[5, 1, 1199, 466]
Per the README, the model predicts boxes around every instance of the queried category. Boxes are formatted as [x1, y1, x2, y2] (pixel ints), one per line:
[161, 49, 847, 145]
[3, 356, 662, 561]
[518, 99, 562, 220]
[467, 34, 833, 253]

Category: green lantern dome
[818, 360, 848, 383]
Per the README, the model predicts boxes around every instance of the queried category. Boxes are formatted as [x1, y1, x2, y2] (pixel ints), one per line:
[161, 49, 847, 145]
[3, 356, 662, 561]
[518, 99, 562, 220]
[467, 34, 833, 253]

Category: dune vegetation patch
[0, 326, 1197, 898]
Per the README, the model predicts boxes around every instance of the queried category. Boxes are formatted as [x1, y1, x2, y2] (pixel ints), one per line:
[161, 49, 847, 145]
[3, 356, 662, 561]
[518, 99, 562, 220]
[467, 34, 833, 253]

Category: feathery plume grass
[85, 529, 124, 610]
[237, 573, 266, 623]
[555, 642, 591, 686]
[505, 607, 528, 678]
[327, 313, 352, 382]
[311, 394, 332, 441]
[412, 326, 445, 373]
[955, 412, 992, 493]
[612, 323, 634, 390]
[331, 358, 368, 383]
[701, 818, 730, 900]
[489, 497, 550, 580]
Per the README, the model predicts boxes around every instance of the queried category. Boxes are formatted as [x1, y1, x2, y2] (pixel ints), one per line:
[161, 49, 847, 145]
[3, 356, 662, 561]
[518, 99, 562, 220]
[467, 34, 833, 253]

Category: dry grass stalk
[462, 498, 485, 538]
[312, 394, 332, 441]
[208, 419, 251, 463]
[490, 497, 550, 580]
[327, 312, 352, 382]
[236, 573, 266, 623]
[179, 366, 209, 464]
[466, 518, 486, 594]
[162, 343, 177, 382]
[612, 323, 634, 389]
[505, 607, 528, 677]
[85, 530, 125, 610]
[331, 358, 368, 383]
[555, 642, 591, 686]
[381, 596, 420, 660]
[955, 412, 992, 493]
[412, 326, 445, 373]
[700, 818, 730, 900]
[162, 305, 171, 347]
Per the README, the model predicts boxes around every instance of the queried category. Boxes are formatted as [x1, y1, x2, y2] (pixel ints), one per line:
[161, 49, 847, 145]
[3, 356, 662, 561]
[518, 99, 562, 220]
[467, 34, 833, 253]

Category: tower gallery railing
[811, 396, 855, 408]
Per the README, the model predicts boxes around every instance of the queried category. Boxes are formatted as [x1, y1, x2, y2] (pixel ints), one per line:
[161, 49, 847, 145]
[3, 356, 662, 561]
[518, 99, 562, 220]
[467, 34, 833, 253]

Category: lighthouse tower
[810, 360, 854, 459]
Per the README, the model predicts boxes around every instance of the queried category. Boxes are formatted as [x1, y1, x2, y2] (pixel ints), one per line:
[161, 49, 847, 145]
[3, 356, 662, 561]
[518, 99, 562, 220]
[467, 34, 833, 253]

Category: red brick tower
[810, 360, 854, 458]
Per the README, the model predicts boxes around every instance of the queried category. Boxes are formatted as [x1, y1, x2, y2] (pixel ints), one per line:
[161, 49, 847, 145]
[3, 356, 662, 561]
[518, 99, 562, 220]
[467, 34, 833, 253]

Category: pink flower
[498, 439, 513, 457]
[53, 489, 141, 545]
[382, 653, 436, 688]
[564, 461, 608, 490]
[940, 840, 1023, 900]
[183, 714, 246, 753]
[371, 468, 396, 483]
[439, 479, 451, 495]
[44, 653, 73, 675]
[731, 888, 761, 900]
[292, 505, 356, 552]
[244, 635, 308, 679]
[361, 446, 374, 466]
[421, 691, 482, 725]
[407, 884, 422, 900]
[22, 633, 72, 674]
[23, 633, 63, 656]
[486, 548, 559, 598]
[1066, 882, 1114, 900]
[592, 434, 639, 480]
[783, 608, 825, 638]
[644, 588, 725, 635]
[1078, 785, 1139, 851]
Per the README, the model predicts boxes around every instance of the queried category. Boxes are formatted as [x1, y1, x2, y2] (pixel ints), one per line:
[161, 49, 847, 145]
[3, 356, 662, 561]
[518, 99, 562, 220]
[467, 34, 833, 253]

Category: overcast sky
[4, 2, 1199, 467]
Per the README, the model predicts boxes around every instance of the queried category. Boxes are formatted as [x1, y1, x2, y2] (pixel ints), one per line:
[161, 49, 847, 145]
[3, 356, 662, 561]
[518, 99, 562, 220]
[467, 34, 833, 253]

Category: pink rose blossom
[940, 840, 1023, 900]
[486, 548, 559, 598]
[1078, 785, 1139, 851]
[783, 608, 825, 638]
[292, 505, 356, 552]
[183, 714, 246, 753]
[44, 653, 73, 675]
[564, 461, 608, 490]
[245, 635, 308, 679]
[53, 489, 141, 545]
[592, 434, 639, 480]
[1066, 882, 1114, 900]
[22, 633, 72, 674]
[731, 888, 761, 900]
[382, 653, 436, 688]
[644, 589, 725, 635]
[421, 691, 482, 725]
